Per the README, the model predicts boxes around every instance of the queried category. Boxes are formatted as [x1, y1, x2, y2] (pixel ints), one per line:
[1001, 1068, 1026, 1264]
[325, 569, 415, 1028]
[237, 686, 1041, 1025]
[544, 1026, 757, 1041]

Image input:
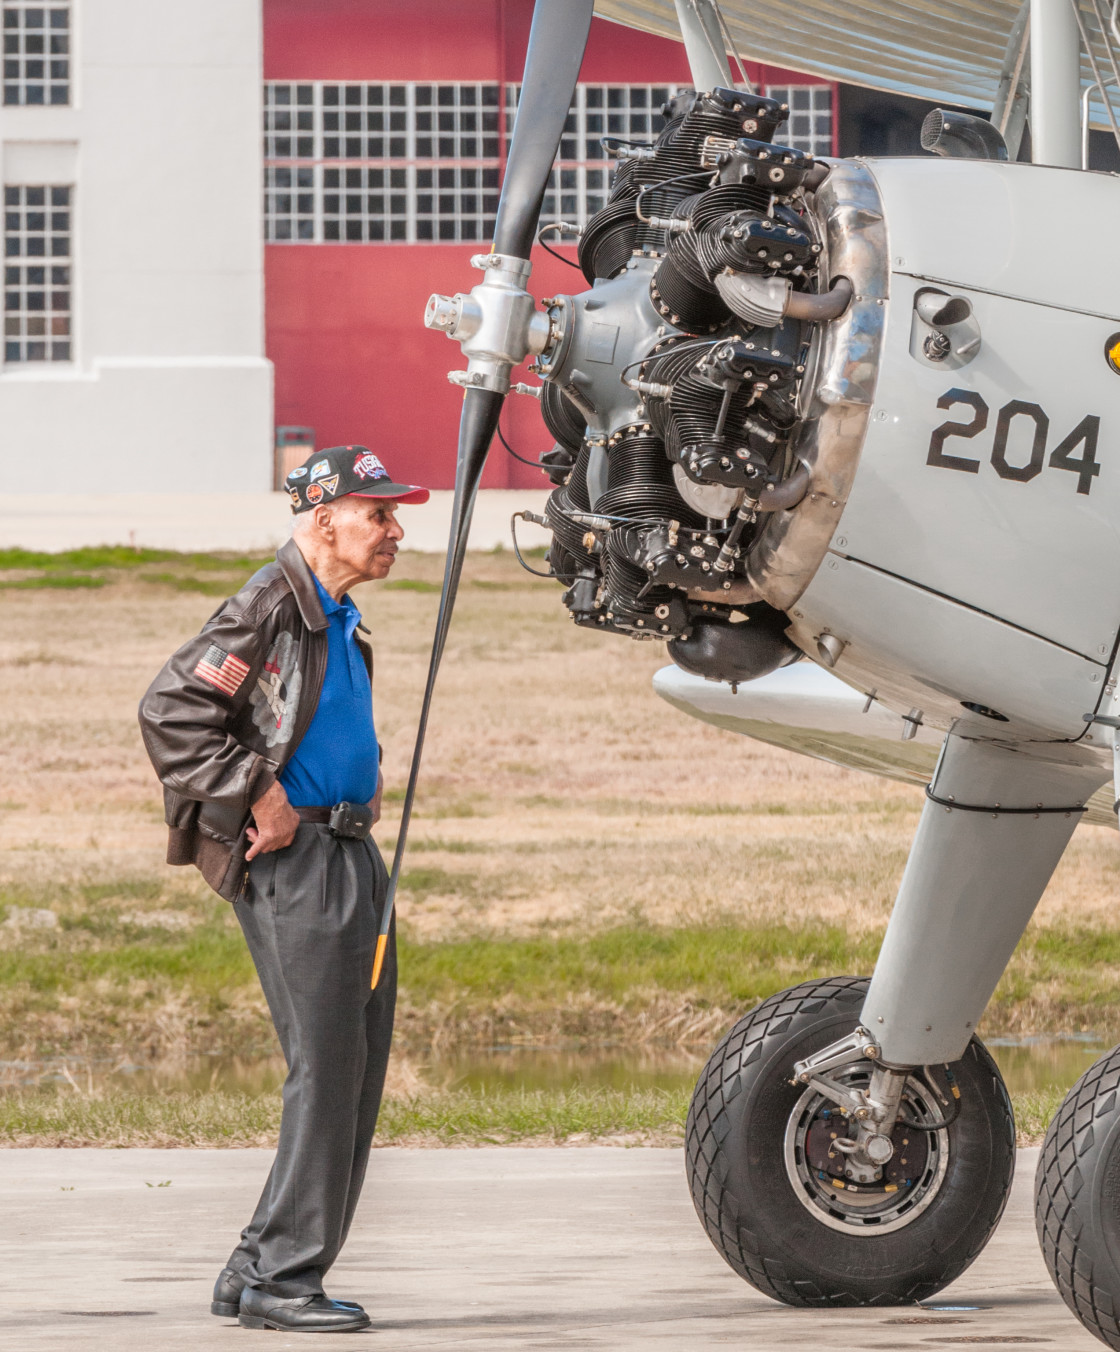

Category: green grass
[378, 1085, 689, 1144]
[0, 547, 271, 572]
[0, 927, 254, 995]
[0, 546, 176, 570]
[398, 924, 882, 1009]
[0, 1083, 1066, 1148]
[0, 1087, 286, 1147]
[139, 573, 245, 596]
[6, 915, 1120, 1061]
[79, 879, 164, 904]
[1014, 1087, 1065, 1145]
[383, 578, 441, 593]
[0, 547, 273, 595]
[0, 575, 106, 590]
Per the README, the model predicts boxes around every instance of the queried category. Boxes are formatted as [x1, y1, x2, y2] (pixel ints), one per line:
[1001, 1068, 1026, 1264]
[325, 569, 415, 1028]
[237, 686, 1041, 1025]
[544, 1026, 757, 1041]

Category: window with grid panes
[414, 165, 499, 242]
[323, 166, 409, 242]
[417, 83, 501, 160]
[265, 166, 315, 242]
[3, 1, 69, 106]
[323, 84, 410, 160]
[262, 81, 689, 243]
[4, 183, 71, 362]
[264, 83, 316, 160]
[765, 85, 833, 156]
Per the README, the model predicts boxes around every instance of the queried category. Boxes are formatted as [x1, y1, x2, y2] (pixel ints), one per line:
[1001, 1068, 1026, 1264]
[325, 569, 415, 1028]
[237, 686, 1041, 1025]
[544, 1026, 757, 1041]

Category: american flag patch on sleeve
[193, 644, 250, 697]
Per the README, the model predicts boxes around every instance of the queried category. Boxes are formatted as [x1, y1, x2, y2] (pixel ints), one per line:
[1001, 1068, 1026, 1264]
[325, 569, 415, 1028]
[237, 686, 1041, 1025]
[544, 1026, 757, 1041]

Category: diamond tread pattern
[1036, 1044, 1120, 1349]
[685, 976, 1015, 1307]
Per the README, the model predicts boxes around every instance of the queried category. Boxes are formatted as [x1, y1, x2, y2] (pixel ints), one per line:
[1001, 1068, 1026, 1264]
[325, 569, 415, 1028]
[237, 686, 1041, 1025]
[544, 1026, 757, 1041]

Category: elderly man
[138, 446, 428, 1333]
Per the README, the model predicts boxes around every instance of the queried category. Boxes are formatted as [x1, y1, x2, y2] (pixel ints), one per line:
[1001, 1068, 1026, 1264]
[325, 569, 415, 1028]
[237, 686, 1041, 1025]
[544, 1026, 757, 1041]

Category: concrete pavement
[0, 1146, 1096, 1350]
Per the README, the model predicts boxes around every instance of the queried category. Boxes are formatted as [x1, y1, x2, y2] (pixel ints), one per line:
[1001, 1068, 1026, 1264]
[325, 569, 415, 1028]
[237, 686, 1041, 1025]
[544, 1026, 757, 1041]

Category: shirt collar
[311, 572, 360, 628]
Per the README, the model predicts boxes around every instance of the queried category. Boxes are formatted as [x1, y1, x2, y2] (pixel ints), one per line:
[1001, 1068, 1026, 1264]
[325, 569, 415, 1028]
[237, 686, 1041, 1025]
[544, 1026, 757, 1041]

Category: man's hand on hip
[247, 780, 301, 859]
[369, 770, 384, 826]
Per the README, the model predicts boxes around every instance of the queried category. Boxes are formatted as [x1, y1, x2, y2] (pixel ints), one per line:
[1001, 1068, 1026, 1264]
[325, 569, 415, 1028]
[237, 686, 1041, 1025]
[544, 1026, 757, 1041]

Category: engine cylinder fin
[577, 197, 640, 283]
[540, 383, 588, 451]
[597, 428, 694, 521]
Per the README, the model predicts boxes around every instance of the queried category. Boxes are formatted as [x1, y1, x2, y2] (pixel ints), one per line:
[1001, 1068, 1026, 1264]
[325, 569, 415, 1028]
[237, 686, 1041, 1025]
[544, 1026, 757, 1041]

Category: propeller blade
[373, 0, 595, 986]
[494, 0, 596, 260]
[371, 387, 502, 986]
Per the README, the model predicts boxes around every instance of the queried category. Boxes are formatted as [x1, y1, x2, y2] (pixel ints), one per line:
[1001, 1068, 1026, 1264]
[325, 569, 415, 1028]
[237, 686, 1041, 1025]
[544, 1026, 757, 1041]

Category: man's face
[328, 495, 404, 581]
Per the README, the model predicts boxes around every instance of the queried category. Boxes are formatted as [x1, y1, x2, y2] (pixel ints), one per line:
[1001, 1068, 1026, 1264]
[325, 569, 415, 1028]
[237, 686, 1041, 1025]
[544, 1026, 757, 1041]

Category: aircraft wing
[653, 663, 1118, 828]
[594, 0, 1118, 127]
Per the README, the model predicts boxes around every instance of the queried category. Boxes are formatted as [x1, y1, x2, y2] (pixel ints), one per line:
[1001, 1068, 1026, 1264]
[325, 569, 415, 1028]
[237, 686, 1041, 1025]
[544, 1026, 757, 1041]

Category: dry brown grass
[1, 549, 1115, 937]
[1, 548, 1119, 1068]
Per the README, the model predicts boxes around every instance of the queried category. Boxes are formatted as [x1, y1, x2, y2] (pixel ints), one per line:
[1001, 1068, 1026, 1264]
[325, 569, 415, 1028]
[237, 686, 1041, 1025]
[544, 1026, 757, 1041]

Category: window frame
[2, 0, 72, 109]
[3, 181, 74, 366]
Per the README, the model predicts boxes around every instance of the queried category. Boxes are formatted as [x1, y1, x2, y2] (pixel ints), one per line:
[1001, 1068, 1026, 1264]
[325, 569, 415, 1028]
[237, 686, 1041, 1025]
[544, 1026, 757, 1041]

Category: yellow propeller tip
[371, 933, 388, 989]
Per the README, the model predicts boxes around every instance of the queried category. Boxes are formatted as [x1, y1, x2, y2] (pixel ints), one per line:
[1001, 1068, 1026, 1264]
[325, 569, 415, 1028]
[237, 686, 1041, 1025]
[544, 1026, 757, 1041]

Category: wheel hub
[784, 1066, 950, 1234]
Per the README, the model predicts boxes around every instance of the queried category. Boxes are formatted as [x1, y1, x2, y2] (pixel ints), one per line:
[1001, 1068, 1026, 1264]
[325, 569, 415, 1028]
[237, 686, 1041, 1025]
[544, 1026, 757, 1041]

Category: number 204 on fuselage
[783, 156, 1120, 743]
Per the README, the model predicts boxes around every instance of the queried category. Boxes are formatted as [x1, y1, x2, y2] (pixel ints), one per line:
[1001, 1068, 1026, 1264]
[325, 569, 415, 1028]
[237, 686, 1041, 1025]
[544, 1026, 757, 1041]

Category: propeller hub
[424, 252, 552, 396]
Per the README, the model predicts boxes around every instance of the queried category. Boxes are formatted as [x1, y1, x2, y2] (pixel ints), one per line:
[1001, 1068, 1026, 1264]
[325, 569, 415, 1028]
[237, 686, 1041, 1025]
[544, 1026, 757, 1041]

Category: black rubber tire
[1036, 1045, 1120, 1349]
[685, 976, 1016, 1306]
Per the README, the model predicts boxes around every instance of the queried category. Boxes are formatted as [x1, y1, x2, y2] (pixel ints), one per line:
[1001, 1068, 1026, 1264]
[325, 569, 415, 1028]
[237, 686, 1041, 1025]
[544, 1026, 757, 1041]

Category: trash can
[274, 426, 315, 490]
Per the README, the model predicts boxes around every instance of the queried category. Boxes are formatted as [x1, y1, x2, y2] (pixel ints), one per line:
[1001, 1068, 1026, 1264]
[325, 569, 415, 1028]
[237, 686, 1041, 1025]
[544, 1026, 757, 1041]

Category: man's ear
[313, 504, 335, 534]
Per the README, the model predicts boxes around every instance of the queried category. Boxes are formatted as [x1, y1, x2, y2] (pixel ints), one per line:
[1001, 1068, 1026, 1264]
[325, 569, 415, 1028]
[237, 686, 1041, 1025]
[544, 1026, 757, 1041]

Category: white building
[1, 0, 272, 496]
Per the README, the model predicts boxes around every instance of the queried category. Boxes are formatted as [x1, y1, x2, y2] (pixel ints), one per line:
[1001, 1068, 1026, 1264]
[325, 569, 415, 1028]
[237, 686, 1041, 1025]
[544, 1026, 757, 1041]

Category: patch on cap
[352, 451, 389, 481]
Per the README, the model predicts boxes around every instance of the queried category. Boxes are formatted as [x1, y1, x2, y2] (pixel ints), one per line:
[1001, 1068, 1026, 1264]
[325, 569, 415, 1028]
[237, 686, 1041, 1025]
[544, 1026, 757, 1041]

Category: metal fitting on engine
[601, 137, 658, 161]
[624, 377, 674, 400]
[425, 252, 553, 395]
[639, 215, 694, 234]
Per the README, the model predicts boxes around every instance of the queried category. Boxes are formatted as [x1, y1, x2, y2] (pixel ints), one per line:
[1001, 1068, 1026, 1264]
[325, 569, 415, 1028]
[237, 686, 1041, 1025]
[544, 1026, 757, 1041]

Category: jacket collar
[277, 537, 329, 633]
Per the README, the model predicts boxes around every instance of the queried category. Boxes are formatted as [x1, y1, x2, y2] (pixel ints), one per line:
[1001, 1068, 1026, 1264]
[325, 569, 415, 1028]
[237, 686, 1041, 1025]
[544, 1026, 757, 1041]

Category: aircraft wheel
[685, 976, 1015, 1306]
[1036, 1045, 1120, 1349]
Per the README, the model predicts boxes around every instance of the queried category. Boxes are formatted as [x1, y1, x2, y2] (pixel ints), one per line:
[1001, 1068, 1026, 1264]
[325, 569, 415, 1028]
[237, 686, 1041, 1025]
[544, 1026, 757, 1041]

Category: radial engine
[425, 86, 878, 688]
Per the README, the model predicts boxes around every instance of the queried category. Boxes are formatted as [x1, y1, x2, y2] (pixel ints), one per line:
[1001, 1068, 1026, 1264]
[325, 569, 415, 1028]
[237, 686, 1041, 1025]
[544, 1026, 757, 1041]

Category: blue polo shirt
[279, 574, 380, 808]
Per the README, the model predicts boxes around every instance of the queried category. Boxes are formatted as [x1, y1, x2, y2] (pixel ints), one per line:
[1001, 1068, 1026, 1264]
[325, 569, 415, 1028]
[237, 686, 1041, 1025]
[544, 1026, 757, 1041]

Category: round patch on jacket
[250, 631, 302, 748]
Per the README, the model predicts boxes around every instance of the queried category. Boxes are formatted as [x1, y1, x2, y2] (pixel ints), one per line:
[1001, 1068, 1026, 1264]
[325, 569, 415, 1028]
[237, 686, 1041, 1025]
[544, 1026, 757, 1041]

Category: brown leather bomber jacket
[137, 538, 373, 902]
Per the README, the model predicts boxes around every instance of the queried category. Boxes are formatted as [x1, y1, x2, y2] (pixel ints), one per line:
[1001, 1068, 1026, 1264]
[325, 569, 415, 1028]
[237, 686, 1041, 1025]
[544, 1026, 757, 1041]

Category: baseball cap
[285, 445, 430, 513]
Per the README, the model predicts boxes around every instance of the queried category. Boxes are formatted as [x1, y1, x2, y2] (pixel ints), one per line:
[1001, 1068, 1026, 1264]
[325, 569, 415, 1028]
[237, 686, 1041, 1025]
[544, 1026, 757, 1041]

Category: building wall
[2, 0, 272, 493]
[263, 0, 833, 490]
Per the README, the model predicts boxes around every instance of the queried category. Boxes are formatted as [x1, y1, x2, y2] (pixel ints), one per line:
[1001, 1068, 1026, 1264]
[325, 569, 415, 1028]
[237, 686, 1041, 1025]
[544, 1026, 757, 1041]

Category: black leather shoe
[213, 1267, 361, 1319]
[238, 1287, 370, 1332]
[211, 1267, 242, 1318]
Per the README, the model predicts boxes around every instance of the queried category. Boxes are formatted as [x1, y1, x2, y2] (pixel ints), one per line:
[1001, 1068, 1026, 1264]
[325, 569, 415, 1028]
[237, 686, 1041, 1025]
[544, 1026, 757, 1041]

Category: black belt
[295, 806, 331, 823]
[295, 802, 374, 839]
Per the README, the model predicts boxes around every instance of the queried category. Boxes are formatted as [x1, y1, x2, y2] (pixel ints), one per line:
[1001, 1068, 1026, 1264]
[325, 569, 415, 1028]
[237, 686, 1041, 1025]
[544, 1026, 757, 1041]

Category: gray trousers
[226, 823, 397, 1297]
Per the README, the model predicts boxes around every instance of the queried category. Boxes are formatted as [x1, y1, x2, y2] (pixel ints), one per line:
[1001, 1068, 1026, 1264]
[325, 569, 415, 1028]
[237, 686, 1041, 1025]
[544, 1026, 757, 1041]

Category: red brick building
[263, 0, 835, 488]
